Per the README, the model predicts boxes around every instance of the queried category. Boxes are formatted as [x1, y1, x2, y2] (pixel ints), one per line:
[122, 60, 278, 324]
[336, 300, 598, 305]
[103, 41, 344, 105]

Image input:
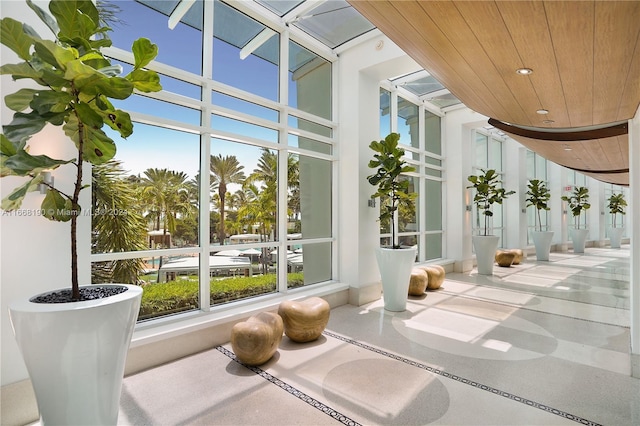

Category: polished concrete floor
[118, 246, 638, 425]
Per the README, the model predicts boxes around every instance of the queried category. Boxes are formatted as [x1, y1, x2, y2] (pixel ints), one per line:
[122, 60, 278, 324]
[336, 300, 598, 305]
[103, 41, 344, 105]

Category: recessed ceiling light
[536, 109, 549, 115]
[516, 68, 533, 75]
[542, 119, 555, 124]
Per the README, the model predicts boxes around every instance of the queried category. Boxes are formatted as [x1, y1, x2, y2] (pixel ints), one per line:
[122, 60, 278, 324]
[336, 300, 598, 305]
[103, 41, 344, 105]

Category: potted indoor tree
[607, 192, 626, 248]
[467, 169, 515, 274]
[1, 1, 161, 424]
[367, 132, 417, 311]
[525, 179, 553, 260]
[561, 186, 590, 253]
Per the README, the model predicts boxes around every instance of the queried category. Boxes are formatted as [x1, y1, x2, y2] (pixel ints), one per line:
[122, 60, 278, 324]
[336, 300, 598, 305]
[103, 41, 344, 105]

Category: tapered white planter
[9, 284, 142, 426]
[609, 227, 624, 248]
[532, 231, 554, 261]
[375, 247, 417, 311]
[473, 235, 500, 275]
[570, 228, 589, 253]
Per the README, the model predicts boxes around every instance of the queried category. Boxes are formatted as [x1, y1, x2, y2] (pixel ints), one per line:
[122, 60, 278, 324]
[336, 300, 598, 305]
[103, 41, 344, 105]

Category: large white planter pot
[375, 247, 417, 312]
[472, 235, 500, 275]
[9, 284, 142, 426]
[609, 227, 624, 248]
[570, 228, 589, 253]
[532, 231, 554, 261]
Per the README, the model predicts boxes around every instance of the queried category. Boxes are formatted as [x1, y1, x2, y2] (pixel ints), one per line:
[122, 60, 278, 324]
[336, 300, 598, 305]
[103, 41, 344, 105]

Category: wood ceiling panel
[418, 1, 530, 124]
[543, 1, 594, 127]
[387, 1, 504, 118]
[496, 1, 570, 128]
[596, 1, 640, 123]
[348, 0, 638, 185]
[448, 1, 534, 125]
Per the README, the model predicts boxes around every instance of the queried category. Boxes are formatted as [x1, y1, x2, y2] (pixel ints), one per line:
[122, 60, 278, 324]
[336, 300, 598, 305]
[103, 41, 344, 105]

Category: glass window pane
[211, 114, 279, 143]
[397, 97, 419, 148]
[287, 242, 331, 287]
[213, 1, 279, 101]
[113, 95, 201, 126]
[475, 133, 488, 168]
[94, 125, 200, 253]
[490, 138, 503, 171]
[380, 89, 391, 137]
[210, 140, 277, 245]
[398, 176, 418, 233]
[289, 154, 332, 239]
[288, 116, 332, 137]
[289, 0, 375, 48]
[288, 134, 332, 155]
[425, 179, 442, 232]
[289, 41, 331, 120]
[425, 234, 442, 260]
[424, 111, 441, 155]
[112, 1, 203, 75]
[210, 248, 277, 305]
[213, 92, 279, 122]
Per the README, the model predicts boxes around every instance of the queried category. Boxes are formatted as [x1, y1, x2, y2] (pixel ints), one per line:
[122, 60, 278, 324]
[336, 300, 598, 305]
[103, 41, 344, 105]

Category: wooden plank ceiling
[348, 0, 640, 185]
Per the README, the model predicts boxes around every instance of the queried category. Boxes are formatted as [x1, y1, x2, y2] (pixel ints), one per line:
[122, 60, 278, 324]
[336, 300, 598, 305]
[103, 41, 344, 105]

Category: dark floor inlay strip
[216, 346, 361, 426]
[323, 330, 602, 426]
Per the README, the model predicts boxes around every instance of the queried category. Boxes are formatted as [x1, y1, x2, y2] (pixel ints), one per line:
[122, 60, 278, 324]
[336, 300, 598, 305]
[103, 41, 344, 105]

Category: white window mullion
[199, 0, 214, 311]
[277, 28, 290, 293]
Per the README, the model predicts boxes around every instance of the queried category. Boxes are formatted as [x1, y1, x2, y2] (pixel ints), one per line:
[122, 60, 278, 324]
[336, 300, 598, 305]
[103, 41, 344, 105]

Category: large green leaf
[94, 77, 134, 100]
[132, 38, 158, 70]
[74, 101, 103, 129]
[30, 90, 72, 114]
[3, 149, 71, 176]
[63, 115, 116, 164]
[4, 88, 38, 112]
[26, 0, 59, 36]
[126, 69, 162, 93]
[0, 62, 44, 81]
[1, 175, 42, 211]
[34, 39, 77, 70]
[49, 0, 98, 41]
[0, 134, 18, 157]
[0, 18, 34, 60]
[2, 111, 47, 142]
[101, 109, 133, 138]
[41, 188, 74, 221]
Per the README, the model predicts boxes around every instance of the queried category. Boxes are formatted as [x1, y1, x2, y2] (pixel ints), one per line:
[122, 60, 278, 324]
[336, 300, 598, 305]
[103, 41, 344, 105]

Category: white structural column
[630, 106, 640, 378]
[336, 35, 421, 305]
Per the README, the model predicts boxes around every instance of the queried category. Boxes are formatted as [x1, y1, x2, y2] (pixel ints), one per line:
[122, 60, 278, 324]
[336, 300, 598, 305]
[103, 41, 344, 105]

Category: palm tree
[139, 168, 192, 249]
[91, 160, 147, 284]
[210, 155, 245, 245]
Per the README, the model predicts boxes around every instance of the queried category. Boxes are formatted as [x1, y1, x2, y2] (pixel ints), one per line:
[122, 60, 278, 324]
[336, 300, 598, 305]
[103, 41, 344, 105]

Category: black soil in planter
[31, 286, 128, 303]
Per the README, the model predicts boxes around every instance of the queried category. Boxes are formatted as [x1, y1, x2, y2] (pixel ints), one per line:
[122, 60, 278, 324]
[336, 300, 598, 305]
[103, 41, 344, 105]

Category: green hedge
[138, 273, 304, 320]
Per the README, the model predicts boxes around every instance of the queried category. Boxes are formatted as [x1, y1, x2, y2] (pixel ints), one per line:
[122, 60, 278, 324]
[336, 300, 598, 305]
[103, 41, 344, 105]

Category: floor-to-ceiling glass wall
[472, 131, 507, 246]
[90, 0, 336, 321]
[525, 150, 549, 244]
[378, 88, 443, 261]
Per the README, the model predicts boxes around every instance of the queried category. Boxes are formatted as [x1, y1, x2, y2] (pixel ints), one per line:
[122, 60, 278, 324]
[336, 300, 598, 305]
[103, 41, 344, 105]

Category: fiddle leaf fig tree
[467, 169, 515, 236]
[1, 0, 162, 301]
[561, 186, 590, 229]
[607, 192, 626, 228]
[367, 133, 417, 249]
[525, 179, 551, 232]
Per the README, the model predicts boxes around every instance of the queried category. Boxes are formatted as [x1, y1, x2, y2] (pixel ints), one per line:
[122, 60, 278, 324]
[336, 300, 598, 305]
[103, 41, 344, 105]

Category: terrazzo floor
[118, 246, 639, 425]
